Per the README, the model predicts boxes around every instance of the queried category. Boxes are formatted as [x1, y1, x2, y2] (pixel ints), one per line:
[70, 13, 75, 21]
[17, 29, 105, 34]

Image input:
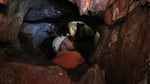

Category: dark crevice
[0, 3, 8, 15]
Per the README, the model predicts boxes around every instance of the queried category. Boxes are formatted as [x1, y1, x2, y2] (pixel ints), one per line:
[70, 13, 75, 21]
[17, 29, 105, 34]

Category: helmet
[52, 36, 66, 52]
[68, 21, 85, 37]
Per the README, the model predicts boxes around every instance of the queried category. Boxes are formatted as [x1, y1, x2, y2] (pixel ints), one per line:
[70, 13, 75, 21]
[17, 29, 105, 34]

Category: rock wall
[94, 6, 149, 84]
[69, 0, 149, 25]
[0, 63, 71, 84]
[0, 0, 34, 48]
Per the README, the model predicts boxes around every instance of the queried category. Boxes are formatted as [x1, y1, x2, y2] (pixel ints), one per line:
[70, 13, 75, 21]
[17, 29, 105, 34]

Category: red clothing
[53, 50, 85, 69]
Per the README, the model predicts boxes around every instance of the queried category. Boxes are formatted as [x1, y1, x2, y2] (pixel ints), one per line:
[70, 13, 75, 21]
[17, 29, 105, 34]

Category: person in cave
[52, 35, 90, 81]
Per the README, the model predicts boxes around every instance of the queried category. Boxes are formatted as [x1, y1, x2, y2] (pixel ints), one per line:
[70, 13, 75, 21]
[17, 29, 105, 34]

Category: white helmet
[52, 36, 66, 52]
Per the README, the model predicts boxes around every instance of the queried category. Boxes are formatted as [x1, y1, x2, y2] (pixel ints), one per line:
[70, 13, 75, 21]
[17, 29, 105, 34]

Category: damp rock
[20, 22, 55, 49]
[0, 62, 71, 84]
[24, 0, 73, 21]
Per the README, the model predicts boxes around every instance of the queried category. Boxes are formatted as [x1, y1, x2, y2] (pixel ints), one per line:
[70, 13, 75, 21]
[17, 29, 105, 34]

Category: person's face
[60, 38, 75, 50]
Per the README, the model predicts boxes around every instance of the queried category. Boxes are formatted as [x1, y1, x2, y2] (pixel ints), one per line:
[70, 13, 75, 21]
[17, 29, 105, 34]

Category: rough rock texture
[78, 64, 106, 84]
[93, 6, 150, 84]
[0, 0, 9, 41]
[24, 0, 61, 21]
[69, 0, 149, 25]
[0, 0, 34, 48]
[0, 63, 71, 84]
[20, 23, 55, 49]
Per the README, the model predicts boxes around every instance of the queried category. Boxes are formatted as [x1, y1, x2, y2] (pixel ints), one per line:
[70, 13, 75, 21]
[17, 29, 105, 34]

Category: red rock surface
[0, 0, 33, 48]
[78, 64, 106, 84]
[0, 0, 8, 4]
[69, 0, 149, 25]
[0, 62, 71, 84]
[94, 6, 150, 84]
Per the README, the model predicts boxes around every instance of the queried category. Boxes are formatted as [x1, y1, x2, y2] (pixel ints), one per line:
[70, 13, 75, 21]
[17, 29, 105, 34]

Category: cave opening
[0, 0, 149, 84]
[18, 0, 107, 65]
[16, 0, 108, 81]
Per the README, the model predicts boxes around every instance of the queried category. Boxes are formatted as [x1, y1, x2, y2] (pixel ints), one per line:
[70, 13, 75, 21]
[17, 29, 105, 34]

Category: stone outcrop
[20, 23, 55, 49]
[0, 0, 34, 48]
[69, 0, 149, 25]
[0, 63, 71, 84]
[95, 4, 149, 84]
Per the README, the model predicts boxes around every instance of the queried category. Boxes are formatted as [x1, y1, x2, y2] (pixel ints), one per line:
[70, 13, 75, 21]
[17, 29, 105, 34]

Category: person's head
[52, 36, 74, 53]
